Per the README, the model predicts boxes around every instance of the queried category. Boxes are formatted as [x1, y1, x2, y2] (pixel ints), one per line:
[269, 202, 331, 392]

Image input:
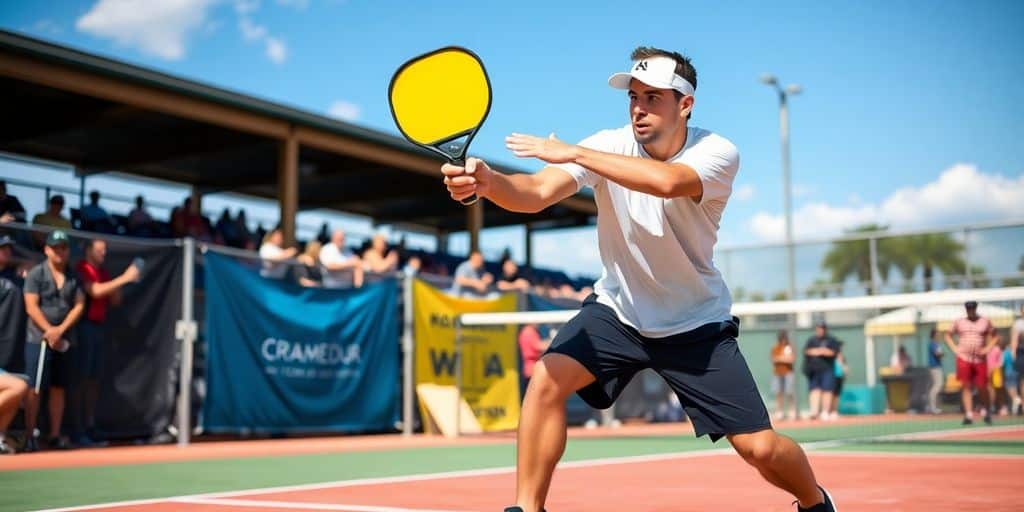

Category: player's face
[628, 80, 686, 145]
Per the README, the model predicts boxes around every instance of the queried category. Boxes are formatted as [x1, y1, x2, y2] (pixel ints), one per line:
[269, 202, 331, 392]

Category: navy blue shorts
[807, 369, 836, 391]
[546, 295, 771, 442]
[74, 321, 105, 380]
[24, 341, 71, 389]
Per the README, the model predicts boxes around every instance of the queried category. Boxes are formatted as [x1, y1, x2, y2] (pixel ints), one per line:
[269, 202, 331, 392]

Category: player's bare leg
[728, 430, 823, 508]
[514, 354, 595, 512]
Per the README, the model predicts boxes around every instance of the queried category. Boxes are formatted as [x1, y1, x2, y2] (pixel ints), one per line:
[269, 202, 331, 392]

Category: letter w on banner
[412, 279, 520, 431]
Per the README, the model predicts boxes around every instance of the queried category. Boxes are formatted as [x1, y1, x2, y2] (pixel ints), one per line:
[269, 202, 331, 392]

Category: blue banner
[203, 252, 399, 433]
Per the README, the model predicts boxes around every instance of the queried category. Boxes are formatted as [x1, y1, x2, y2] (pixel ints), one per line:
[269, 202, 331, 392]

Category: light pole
[760, 74, 801, 300]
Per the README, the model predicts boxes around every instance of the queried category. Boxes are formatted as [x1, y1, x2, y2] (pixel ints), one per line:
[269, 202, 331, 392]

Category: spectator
[294, 241, 323, 287]
[362, 233, 399, 274]
[0, 235, 28, 455]
[1000, 336, 1020, 416]
[316, 222, 330, 245]
[889, 345, 912, 373]
[23, 230, 85, 451]
[319, 229, 363, 288]
[926, 328, 945, 414]
[0, 180, 27, 224]
[234, 210, 252, 248]
[945, 300, 998, 425]
[214, 208, 238, 247]
[770, 330, 797, 421]
[451, 250, 493, 298]
[127, 195, 153, 229]
[402, 255, 422, 277]
[170, 197, 209, 240]
[80, 191, 112, 231]
[518, 323, 551, 396]
[987, 335, 1004, 415]
[1012, 304, 1024, 415]
[496, 258, 531, 292]
[72, 239, 140, 446]
[830, 344, 847, 419]
[258, 228, 298, 279]
[31, 195, 72, 247]
[803, 321, 840, 421]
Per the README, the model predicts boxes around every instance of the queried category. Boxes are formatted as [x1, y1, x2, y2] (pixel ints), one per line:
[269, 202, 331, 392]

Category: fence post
[402, 273, 414, 437]
[175, 237, 197, 447]
[454, 317, 463, 438]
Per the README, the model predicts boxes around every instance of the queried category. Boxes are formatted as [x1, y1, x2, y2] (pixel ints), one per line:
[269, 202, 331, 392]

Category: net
[457, 289, 1024, 452]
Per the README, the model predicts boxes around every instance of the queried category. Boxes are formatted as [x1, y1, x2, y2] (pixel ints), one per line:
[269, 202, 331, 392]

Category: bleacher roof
[0, 30, 595, 234]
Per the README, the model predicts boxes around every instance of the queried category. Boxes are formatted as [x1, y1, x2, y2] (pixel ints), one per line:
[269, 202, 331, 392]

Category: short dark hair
[630, 46, 698, 97]
[50, 194, 65, 205]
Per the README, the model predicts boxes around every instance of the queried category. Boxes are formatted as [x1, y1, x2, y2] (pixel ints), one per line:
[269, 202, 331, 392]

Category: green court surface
[2, 418, 1021, 511]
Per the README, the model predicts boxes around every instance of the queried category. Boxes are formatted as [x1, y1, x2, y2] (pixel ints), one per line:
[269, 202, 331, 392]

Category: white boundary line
[31, 425, 1024, 512]
[173, 497, 472, 512]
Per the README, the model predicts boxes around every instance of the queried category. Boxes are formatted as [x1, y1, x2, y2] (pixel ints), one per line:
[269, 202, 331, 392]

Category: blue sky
[2, 0, 1023, 281]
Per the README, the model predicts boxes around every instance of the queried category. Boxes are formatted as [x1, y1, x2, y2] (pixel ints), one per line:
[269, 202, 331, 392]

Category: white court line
[173, 497, 473, 512]
[31, 425, 1024, 512]
[807, 450, 1024, 460]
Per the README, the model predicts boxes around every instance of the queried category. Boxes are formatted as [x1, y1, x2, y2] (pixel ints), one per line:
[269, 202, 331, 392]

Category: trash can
[881, 374, 913, 412]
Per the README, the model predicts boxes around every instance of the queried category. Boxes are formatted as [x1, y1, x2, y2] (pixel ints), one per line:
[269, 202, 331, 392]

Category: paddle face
[389, 47, 492, 205]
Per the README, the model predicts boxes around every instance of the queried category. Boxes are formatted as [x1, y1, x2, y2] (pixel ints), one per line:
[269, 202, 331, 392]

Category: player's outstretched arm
[442, 158, 577, 214]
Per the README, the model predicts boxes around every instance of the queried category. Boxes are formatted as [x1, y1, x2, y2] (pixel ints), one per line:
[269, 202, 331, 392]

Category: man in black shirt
[0, 181, 26, 225]
[0, 235, 28, 454]
[803, 322, 840, 421]
[23, 230, 85, 451]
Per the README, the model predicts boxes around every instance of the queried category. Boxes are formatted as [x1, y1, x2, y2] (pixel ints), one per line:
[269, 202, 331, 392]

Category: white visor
[608, 56, 694, 96]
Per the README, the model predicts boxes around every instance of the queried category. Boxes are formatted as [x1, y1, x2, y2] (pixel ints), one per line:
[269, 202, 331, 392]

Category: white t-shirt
[258, 243, 289, 279]
[554, 125, 739, 337]
[319, 243, 358, 288]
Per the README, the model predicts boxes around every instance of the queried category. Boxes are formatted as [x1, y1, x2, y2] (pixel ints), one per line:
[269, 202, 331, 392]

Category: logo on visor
[634, 60, 648, 71]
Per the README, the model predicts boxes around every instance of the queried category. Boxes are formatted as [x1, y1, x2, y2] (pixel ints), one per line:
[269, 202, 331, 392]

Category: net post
[454, 315, 463, 438]
[401, 273, 414, 437]
[175, 237, 197, 448]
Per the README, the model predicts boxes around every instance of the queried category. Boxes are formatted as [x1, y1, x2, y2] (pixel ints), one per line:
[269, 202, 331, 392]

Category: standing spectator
[1000, 337, 1020, 415]
[214, 208, 238, 246]
[72, 239, 140, 446]
[316, 222, 330, 245]
[23, 230, 85, 451]
[451, 250, 493, 298]
[769, 330, 796, 421]
[0, 180, 27, 224]
[362, 233, 399, 274]
[518, 323, 550, 397]
[0, 235, 28, 454]
[496, 258, 531, 292]
[258, 228, 297, 279]
[80, 191, 112, 231]
[987, 336, 1004, 415]
[319, 229, 363, 288]
[945, 300, 997, 425]
[234, 210, 252, 249]
[926, 328, 945, 414]
[803, 322, 839, 421]
[402, 255, 422, 277]
[127, 195, 154, 233]
[294, 241, 323, 287]
[1011, 304, 1024, 415]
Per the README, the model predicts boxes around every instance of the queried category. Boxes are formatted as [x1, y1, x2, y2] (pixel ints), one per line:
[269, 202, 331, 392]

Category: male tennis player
[442, 47, 837, 512]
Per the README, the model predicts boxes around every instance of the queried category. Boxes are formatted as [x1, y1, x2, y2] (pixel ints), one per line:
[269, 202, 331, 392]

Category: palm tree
[888, 233, 965, 291]
[821, 224, 894, 295]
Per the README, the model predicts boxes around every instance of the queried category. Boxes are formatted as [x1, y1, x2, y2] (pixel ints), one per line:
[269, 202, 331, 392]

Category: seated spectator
[127, 195, 155, 234]
[518, 323, 551, 395]
[258, 227, 297, 279]
[362, 233, 399, 274]
[0, 180, 27, 224]
[451, 250, 493, 298]
[319, 229, 363, 288]
[0, 239, 28, 436]
[889, 345, 912, 374]
[80, 191, 112, 231]
[496, 258, 530, 292]
[316, 222, 330, 245]
[234, 210, 252, 248]
[31, 195, 72, 247]
[295, 240, 323, 287]
[170, 197, 211, 240]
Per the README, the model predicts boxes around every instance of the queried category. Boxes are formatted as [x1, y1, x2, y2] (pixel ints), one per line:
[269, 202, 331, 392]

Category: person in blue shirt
[927, 328, 945, 414]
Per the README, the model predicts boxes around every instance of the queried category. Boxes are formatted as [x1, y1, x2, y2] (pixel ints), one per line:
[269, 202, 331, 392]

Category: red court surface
[59, 451, 1024, 512]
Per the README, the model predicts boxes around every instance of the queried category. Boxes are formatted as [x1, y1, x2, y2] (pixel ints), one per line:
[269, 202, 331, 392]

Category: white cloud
[733, 184, 755, 201]
[76, 0, 214, 61]
[234, 0, 260, 14]
[747, 164, 1024, 241]
[265, 36, 287, 64]
[238, 17, 267, 41]
[327, 100, 361, 121]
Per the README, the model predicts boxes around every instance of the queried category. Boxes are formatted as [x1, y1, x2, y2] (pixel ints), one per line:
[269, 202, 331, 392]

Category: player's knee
[731, 433, 777, 468]
[528, 358, 584, 406]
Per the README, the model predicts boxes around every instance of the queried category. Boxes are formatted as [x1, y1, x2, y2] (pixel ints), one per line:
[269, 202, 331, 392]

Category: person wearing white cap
[441, 46, 835, 512]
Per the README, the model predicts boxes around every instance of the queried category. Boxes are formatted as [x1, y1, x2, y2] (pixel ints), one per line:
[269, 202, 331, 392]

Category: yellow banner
[413, 279, 520, 431]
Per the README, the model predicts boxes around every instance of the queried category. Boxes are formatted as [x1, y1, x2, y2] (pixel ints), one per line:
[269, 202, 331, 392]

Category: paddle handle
[451, 158, 478, 206]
